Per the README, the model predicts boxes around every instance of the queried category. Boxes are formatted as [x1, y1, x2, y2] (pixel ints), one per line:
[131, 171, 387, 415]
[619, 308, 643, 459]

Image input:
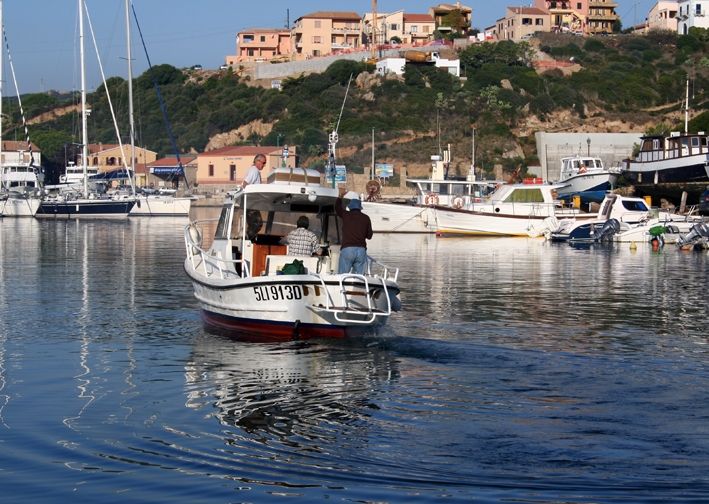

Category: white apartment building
[677, 0, 709, 33]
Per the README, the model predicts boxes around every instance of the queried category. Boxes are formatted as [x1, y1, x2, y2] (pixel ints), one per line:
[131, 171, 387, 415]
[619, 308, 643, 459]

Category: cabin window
[622, 200, 648, 212]
[652, 139, 660, 150]
[215, 205, 231, 240]
[504, 188, 544, 203]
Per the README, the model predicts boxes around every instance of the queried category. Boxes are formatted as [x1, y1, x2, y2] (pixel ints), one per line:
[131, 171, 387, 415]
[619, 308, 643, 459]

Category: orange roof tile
[404, 13, 435, 23]
[1, 140, 40, 152]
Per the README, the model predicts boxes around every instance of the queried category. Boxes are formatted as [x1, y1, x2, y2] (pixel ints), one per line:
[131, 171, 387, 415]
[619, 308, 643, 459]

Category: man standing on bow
[336, 187, 373, 274]
[242, 154, 267, 188]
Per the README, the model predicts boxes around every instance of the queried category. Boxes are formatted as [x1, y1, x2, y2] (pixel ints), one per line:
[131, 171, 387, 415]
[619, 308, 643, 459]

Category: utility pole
[370, 0, 377, 61]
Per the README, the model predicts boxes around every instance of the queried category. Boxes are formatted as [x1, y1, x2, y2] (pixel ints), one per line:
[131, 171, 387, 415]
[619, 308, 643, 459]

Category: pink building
[292, 11, 361, 60]
[234, 28, 291, 63]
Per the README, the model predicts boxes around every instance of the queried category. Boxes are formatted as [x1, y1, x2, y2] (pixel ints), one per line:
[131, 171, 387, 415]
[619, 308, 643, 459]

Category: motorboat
[432, 179, 585, 237]
[550, 193, 704, 244]
[183, 167, 402, 339]
[361, 146, 497, 233]
[555, 154, 619, 204]
[129, 191, 193, 217]
[0, 163, 43, 217]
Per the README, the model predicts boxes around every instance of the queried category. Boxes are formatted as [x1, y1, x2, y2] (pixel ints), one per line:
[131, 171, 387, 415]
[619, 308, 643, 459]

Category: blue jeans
[338, 247, 368, 274]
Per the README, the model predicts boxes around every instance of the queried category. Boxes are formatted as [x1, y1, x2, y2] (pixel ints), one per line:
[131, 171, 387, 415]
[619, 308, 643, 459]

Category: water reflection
[184, 334, 399, 439]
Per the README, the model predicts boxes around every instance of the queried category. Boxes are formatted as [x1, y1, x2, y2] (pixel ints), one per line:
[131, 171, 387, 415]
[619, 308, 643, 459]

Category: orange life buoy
[425, 193, 439, 206]
[452, 196, 464, 209]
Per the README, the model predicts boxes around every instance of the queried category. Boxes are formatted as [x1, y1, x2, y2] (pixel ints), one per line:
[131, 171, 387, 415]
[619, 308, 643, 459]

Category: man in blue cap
[336, 187, 373, 274]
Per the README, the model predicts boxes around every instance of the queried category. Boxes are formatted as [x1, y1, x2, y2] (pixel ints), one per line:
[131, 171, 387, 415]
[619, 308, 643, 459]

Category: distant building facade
[496, 7, 549, 41]
[196, 146, 297, 192]
[677, 0, 709, 33]
[234, 28, 291, 63]
[292, 11, 361, 60]
[362, 11, 436, 45]
[79, 144, 157, 174]
[532, 0, 619, 35]
[1, 140, 41, 166]
[647, 1, 679, 32]
[428, 3, 473, 32]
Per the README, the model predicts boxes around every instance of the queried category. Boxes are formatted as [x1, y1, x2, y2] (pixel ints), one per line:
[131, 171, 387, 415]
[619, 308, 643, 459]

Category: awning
[89, 169, 133, 181]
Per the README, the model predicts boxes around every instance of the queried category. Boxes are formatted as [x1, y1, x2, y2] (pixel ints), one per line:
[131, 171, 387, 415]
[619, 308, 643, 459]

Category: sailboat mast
[684, 76, 689, 135]
[79, 0, 89, 198]
[125, 0, 136, 194]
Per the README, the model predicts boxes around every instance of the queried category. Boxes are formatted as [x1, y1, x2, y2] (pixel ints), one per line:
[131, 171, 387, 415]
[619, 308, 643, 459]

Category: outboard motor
[677, 222, 709, 247]
[597, 218, 620, 242]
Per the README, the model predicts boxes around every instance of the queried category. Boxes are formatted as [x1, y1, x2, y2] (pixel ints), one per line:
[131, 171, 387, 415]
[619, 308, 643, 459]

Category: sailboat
[0, 0, 43, 217]
[126, 0, 192, 217]
[36, 0, 135, 219]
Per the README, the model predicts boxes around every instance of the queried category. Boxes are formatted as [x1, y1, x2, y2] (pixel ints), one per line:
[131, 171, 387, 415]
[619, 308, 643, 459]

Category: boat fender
[452, 196, 464, 209]
[425, 193, 439, 206]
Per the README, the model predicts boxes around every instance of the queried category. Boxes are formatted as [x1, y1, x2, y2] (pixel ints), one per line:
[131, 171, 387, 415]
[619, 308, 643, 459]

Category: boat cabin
[209, 169, 346, 278]
[560, 155, 605, 179]
[635, 132, 709, 162]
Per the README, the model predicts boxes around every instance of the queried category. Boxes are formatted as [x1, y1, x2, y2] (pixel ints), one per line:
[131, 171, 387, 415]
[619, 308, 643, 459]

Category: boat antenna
[327, 73, 353, 188]
[3, 26, 36, 168]
[131, 3, 189, 189]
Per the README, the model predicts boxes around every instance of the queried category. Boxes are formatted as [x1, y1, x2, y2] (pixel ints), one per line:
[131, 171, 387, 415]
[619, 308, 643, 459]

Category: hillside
[4, 30, 709, 183]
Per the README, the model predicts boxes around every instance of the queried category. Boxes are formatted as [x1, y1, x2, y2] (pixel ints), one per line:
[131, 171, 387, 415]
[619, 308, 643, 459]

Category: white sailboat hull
[129, 195, 192, 216]
[0, 195, 40, 217]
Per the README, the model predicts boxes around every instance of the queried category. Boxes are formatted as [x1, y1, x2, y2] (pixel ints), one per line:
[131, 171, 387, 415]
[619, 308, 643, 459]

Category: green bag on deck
[281, 259, 306, 275]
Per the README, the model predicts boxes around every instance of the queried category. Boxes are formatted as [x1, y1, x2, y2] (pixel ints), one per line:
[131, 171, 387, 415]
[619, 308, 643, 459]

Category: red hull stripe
[201, 310, 356, 340]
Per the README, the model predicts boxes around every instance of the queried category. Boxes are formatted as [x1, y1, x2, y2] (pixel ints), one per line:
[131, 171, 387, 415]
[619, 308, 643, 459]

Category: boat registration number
[253, 285, 303, 301]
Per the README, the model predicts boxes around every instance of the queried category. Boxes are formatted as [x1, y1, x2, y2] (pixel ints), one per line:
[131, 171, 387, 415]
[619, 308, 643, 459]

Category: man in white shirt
[242, 154, 267, 188]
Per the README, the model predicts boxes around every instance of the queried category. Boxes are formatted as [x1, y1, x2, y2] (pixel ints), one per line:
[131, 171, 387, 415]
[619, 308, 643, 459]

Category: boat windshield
[229, 206, 341, 245]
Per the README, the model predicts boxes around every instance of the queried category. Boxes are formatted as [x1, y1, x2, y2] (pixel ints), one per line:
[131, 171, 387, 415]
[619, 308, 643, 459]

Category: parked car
[698, 187, 709, 216]
[190, 64, 202, 70]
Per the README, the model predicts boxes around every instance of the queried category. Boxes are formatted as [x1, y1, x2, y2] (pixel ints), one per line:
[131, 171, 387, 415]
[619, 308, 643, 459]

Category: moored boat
[556, 154, 619, 204]
[183, 168, 402, 339]
[432, 180, 585, 237]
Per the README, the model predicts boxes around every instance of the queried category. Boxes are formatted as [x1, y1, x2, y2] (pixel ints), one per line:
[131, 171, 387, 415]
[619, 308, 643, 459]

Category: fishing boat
[361, 146, 496, 233]
[555, 154, 619, 204]
[36, 0, 135, 219]
[183, 168, 402, 339]
[622, 80, 709, 204]
[432, 179, 584, 237]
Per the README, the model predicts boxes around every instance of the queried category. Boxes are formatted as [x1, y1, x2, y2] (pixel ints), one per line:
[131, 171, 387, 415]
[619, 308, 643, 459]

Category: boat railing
[184, 222, 249, 279]
[311, 273, 392, 324]
[366, 256, 399, 282]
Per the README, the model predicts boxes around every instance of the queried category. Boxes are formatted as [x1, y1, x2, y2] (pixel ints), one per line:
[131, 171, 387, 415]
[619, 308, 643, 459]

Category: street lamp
[277, 133, 284, 147]
[586, 137, 591, 156]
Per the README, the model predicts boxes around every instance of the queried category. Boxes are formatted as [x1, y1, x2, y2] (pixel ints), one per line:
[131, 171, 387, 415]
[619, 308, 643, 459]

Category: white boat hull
[433, 206, 558, 237]
[130, 195, 192, 216]
[0, 195, 40, 217]
[185, 262, 400, 338]
[557, 171, 618, 198]
[361, 201, 434, 233]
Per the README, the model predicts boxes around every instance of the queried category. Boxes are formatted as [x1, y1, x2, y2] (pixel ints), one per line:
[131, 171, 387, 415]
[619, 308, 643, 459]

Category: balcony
[588, 0, 617, 7]
[587, 12, 618, 21]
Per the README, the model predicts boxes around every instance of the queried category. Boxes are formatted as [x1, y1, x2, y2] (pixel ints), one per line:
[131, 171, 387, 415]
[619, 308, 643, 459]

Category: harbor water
[0, 214, 708, 503]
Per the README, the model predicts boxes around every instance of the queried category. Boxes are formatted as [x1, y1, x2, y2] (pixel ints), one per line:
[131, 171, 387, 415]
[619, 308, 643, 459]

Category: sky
[2, 0, 652, 95]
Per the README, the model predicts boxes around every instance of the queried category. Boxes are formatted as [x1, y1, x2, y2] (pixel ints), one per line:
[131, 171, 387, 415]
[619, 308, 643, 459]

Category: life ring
[452, 196, 464, 209]
[425, 193, 439, 206]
